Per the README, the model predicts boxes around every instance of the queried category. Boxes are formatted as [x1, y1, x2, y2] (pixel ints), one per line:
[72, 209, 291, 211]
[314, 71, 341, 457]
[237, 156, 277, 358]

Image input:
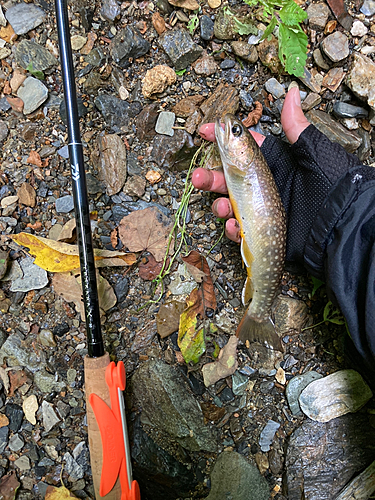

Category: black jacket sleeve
[260, 125, 375, 380]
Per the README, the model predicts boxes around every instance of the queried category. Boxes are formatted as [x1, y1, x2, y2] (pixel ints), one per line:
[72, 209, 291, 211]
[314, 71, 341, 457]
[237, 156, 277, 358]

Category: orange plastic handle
[89, 361, 141, 500]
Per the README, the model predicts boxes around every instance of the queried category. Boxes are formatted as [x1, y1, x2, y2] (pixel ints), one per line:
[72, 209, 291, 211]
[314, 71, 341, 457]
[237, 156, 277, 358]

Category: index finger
[191, 168, 228, 194]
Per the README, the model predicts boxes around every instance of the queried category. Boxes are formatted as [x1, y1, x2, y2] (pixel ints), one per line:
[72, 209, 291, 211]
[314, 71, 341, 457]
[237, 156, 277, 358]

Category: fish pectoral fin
[240, 239, 254, 270]
[242, 276, 253, 305]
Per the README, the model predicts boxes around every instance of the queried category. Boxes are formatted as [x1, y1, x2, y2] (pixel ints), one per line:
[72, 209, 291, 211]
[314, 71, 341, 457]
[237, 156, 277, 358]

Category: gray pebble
[17, 77, 48, 115]
[286, 371, 323, 415]
[265, 78, 285, 99]
[5, 2, 46, 35]
[360, 0, 375, 15]
[155, 111, 175, 137]
[10, 256, 48, 293]
[56, 195, 74, 213]
[57, 145, 69, 159]
[9, 434, 24, 452]
[259, 420, 280, 452]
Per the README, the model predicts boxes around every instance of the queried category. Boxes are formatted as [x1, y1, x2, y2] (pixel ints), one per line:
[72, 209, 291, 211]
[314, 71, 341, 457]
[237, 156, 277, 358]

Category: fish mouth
[215, 115, 231, 153]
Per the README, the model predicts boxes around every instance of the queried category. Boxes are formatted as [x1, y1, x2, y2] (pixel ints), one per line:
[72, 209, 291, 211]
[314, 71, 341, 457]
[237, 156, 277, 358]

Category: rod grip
[84, 353, 122, 499]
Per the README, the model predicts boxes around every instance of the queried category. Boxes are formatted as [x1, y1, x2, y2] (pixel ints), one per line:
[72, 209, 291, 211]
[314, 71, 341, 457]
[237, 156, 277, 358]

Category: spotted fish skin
[215, 114, 286, 349]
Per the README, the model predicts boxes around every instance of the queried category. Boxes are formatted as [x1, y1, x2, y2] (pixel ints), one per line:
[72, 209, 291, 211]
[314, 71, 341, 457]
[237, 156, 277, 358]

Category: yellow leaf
[45, 484, 77, 499]
[178, 289, 206, 364]
[11, 233, 136, 272]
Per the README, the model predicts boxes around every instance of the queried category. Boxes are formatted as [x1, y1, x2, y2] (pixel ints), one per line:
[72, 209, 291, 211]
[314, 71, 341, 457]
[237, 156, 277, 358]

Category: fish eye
[231, 124, 242, 137]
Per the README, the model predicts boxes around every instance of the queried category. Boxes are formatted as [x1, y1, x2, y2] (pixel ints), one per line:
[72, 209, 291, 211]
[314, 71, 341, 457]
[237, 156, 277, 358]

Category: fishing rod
[54, 0, 140, 498]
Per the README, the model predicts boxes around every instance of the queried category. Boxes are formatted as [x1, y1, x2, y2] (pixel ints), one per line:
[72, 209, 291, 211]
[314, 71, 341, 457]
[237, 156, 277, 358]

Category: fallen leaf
[200, 401, 226, 424]
[8, 370, 29, 397]
[52, 271, 116, 317]
[118, 207, 173, 262]
[57, 219, 76, 242]
[27, 150, 43, 168]
[156, 300, 187, 338]
[152, 12, 166, 35]
[45, 485, 77, 499]
[0, 414, 9, 428]
[243, 101, 263, 128]
[181, 251, 217, 312]
[110, 228, 118, 249]
[145, 169, 162, 185]
[139, 254, 168, 281]
[0, 472, 20, 500]
[12, 233, 136, 272]
[178, 288, 206, 364]
[23, 395, 38, 425]
[202, 336, 239, 386]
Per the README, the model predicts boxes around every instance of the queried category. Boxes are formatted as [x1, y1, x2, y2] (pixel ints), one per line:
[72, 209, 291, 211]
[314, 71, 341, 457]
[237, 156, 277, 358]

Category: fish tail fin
[236, 314, 282, 351]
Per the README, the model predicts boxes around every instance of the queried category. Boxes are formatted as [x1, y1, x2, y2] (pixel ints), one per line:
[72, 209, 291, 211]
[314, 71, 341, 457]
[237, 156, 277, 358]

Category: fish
[215, 113, 286, 350]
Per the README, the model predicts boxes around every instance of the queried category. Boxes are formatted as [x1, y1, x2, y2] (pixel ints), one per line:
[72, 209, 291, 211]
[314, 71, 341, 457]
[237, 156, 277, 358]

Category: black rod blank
[55, 0, 104, 358]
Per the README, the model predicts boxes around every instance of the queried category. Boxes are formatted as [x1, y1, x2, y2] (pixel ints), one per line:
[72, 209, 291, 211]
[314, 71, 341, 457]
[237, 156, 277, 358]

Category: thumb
[281, 86, 310, 145]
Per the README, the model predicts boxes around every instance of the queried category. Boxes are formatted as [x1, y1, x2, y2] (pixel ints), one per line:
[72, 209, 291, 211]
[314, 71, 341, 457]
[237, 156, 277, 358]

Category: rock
[307, 3, 330, 30]
[258, 36, 283, 74]
[34, 370, 65, 393]
[351, 20, 368, 36]
[5, 404, 23, 432]
[55, 195, 74, 213]
[321, 31, 349, 62]
[97, 134, 127, 196]
[131, 359, 217, 452]
[64, 453, 84, 480]
[301, 92, 321, 111]
[192, 54, 218, 76]
[38, 329, 56, 347]
[322, 66, 345, 92]
[10, 256, 48, 293]
[168, 263, 197, 295]
[285, 413, 375, 500]
[220, 58, 235, 70]
[299, 67, 323, 93]
[333, 101, 368, 119]
[360, 0, 375, 15]
[17, 182, 36, 207]
[10, 69, 27, 93]
[15, 40, 57, 72]
[0, 121, 8, 143]
[142, 65, 176, 99]
[172, 95, 205, 117]
[357, 127, 372, 162]
[306, 109, 362, 153]
[14, 456, 30, 471]
[9, 434, 24, 452]
[70, 35, 87, 51]
[0, 251, 8, 280]
[41, 401, 60, 432]
[286, 371, 323, 416]
[101, 0, 120, 21]
[199, 83, 239, 127]
[0, 6, 6, 27]
[232, 371, 249, 396]
[206, 451, 269, 500]
[313, 48, 330, 70]
[200, 15, 214, 40]
[158, 28, 203, 71]
[5, 2, 46, 35]
[255, 452, 269, 475]
[0, 334, 46, 373]
[136, 102, 159, 141]
[23, 395, 38, 425]
[346, 53, 375, 111]
[214, 7, 256, 40]
[239, 89, 254, 110]
[111, 27, 150, 67]
[259, 420, 280, 452]
[231, 41, 258, 64]
[85, 48, 105, 67]
[123, 175, 146, 198]
[265, 78, 285, 99]
[299, 369, 372, 422]
[272, 295, 308, 335]
[151, 129, 197, 171]
[17, 77, 48, 115]
[0, 426, 8, 453]
[0, 48, 11, 60]
[6, 96, 24, 113]
[169, 0, 199, 8]
[155, 111, 175, 136]
[94, 94, 142, 130]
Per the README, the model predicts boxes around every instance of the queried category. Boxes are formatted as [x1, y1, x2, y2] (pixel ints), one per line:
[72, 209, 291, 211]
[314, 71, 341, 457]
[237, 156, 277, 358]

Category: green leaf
[279, 1, 307, 25]
[26, 62, 45, 80]
[233, 17, 258, 35]
[175, 69, 187, 76]
[187, 14, 199, 34]
[260, 15, 277, 41]
[311, 276, 324, 297]
[278, 23, 307, 77]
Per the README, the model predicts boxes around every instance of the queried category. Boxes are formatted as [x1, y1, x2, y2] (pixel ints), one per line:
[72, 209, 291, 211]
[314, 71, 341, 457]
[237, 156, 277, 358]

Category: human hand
[191, 87, 310, 243]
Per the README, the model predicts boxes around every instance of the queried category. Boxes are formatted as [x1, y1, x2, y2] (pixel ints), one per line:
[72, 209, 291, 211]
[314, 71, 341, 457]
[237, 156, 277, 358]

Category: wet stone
[0, 97, 11, 112]
[239, 89, 254, 110]
[258, 36, 283, 74]
[346, 53, 375, 111]
[206, 451, 269, 500]
[259, 420, 280, 452]
[232, 371, 249, 396]
[333, 101, 368, 119]
[5, 2, 46, 35]
[158, 28, 203, 71]
[231, 41, 258, 64]
[60, 97, 88, 123]
[360, 0, 375, 15]
[94, 94, 142, 130]
[101, 0, 120, 21]
[5, 404, 23, 432]
[97, 134, 127, 196]
[34, 369, 65, 393]
[265, 78, 285, 99]
[286, 371, 323, 416]
[299, 369, 372, 422]
[0, 121, 8, 143]
[10, 257, 48, 293]
[220, 59, 235, 70]
[55, 195, 74, 213]
[151, 129, 197, 171]
[9, 434, 24, 452]
[313, 48, 330, 70]
[17, 77, 48, 115]
[15, 40, 57, 72]
[307, 3, 330, 30]
[155, 111, 175, 136]
[0, 427, 9, 453]
[321, 31, 349, 62]
[136, 102, 159, 142]
[85, 48, 105, 68]
[200, 15, 214, 40]
[111, 27, 150, 67]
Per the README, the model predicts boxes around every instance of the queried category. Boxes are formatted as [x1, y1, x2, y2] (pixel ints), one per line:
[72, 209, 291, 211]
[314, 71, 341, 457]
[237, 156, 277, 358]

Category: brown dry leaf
[156, 300, 186, 338]
[118, 207, 173, 262]
[52, 271, 116, 317]
[139, 254, 168, 281]
[152, 12, 166, 35]
[110, 228, 118, 249]
[57, 219, 76, 242]
[0, 414, 9, 428]
[27, 150, 43, 168]
[243, 101, 263, 128]
[0, 472, 20, 500]
[8, 370, 30, 397]
[145, 169, 162, 185]
[202, 336, 239, 386]
[45, 485, 77, 499]
[12, 232, 136, 272]
[182, 251, 216, 311]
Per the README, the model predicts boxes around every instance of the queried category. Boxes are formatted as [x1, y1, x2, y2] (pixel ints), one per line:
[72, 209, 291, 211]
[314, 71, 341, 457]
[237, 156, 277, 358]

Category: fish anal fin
[242, 276, 253, 305]
[236, 313, 283, 352]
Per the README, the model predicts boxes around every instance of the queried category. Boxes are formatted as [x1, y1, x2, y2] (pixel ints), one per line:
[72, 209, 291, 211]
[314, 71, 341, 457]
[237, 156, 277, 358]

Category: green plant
[175, 68, 187, 76]
[26, 62, 44, 80]
[223, 6, 258, 35]
[187, 13, 199, 34]
[244, 0, 308, 77]
[302, 301, 345, 332]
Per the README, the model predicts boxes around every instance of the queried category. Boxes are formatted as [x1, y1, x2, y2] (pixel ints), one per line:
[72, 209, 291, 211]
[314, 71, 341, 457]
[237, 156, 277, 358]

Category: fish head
[215, 114, 257, 175]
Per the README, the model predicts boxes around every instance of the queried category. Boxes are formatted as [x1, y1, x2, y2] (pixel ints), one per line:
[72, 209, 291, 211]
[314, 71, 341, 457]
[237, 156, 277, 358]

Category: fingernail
[293, 87, 301, 108]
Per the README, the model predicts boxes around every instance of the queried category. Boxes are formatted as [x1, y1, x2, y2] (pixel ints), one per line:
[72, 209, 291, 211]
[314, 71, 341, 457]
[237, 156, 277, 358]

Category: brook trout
[215, 114, 286, 350]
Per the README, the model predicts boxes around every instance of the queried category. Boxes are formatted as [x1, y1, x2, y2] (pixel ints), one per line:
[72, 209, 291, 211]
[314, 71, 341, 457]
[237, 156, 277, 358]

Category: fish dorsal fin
[240, 238, 254, 269]
[242, 276, 253, 305]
